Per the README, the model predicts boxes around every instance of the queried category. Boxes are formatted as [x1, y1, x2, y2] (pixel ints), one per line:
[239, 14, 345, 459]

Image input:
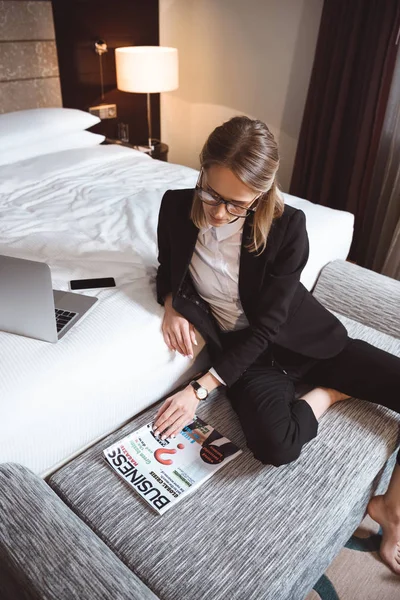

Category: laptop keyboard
[55, 308, 78, 334]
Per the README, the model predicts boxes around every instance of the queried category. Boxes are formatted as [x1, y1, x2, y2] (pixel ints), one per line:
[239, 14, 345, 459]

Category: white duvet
[0, 145, 354, 477]
[0, 146, 209, 477]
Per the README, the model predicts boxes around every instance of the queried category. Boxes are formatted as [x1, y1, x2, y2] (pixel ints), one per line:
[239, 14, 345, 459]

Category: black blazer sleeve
[211, 209, 309, 387]
[155, 191, 172, 306]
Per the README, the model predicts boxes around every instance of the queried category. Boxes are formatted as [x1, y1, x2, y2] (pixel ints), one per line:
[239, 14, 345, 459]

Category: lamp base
[144, 139, 169, 161]
[142, 138, 162, 155]
[136, 145, 152, 154]
[105, 138, 169, 162]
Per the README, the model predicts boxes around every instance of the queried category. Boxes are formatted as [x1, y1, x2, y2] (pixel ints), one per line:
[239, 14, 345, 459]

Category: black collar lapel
[176, 197, 199, 291]
[238, 213, 264, 313]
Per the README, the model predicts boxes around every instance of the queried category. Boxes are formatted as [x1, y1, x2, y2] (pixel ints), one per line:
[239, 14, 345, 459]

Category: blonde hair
[191, 116, 284, 255]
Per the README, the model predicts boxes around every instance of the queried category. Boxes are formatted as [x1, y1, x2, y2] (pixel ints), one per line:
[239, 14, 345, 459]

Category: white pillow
[0, 108, 101, 151]
[0, 130, 105, 167]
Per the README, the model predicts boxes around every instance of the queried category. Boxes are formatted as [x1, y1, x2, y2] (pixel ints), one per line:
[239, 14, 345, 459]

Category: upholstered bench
[0, 462, 158, 600]
[47, 371, 399, 597]
[1, 260, 398, 600]
[46, 260, 400, 600]
[47, 396, 398, 599]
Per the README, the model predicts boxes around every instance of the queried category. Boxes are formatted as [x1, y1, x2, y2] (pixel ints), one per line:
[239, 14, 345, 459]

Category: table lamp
[115, 46, 179, 152]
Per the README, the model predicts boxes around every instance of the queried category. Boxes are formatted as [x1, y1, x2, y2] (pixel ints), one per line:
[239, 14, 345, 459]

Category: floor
[306, 513, 400, 599]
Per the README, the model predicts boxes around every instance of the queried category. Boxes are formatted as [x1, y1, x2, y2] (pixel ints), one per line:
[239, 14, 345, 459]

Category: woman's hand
[162, 294, 197, 358]
[152, 385, 200, 440]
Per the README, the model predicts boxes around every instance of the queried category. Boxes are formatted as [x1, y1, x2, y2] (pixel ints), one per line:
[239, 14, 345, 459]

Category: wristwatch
[189, 379, 209, 401]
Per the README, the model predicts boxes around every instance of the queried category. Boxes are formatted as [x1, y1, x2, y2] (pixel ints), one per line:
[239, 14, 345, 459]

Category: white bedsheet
[0, 145, 354, 476]
[0, 146, 210, 476]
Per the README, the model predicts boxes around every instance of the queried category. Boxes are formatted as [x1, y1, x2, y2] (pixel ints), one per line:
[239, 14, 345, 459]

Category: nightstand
[104, 138, 169, 162]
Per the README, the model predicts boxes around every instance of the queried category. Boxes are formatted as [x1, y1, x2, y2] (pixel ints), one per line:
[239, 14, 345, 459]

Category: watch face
[197, 387, 208, 400]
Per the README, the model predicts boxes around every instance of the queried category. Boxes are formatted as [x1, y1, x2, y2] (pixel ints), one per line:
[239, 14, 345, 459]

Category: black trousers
[217, 332, 400, 468]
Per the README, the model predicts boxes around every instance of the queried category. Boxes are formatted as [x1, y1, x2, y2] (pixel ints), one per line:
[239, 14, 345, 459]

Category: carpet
[306, 514, 400, 599]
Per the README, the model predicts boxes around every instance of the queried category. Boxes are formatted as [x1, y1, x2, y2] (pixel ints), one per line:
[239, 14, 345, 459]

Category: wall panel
[52, 0, 160, 144]
[0, 0, 62, 113]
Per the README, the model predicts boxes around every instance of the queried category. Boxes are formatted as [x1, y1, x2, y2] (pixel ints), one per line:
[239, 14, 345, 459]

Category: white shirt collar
[200, 216, 245, 242]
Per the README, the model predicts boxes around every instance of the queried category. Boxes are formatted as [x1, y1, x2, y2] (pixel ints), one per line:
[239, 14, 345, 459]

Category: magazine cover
[103, 415, 242, 515]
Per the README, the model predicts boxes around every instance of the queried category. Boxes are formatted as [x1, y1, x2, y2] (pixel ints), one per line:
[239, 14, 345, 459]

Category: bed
[0, 109, 355, 477]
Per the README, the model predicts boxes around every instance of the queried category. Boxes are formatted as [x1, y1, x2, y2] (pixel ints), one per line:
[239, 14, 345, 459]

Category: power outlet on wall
[88, 104, 117, 119]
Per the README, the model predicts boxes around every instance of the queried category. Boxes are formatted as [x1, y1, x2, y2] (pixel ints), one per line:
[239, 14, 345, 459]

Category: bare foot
[332, 391, 353, 402]
[367, 494, 400, 575]
[300, 387, 352, 421]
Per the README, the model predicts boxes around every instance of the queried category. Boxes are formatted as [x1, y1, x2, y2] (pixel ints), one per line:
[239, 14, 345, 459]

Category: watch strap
[189, 379, 208, 400]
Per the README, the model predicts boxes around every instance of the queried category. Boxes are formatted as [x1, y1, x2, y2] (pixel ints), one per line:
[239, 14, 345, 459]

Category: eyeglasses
[195, 169, 263, 218]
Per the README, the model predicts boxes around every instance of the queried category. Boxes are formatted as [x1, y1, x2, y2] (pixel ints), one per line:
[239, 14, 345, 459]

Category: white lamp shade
[115, 46, 179, 93]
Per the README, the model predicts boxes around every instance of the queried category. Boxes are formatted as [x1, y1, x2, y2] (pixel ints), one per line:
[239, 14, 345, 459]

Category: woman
[153, 116, 400, 574]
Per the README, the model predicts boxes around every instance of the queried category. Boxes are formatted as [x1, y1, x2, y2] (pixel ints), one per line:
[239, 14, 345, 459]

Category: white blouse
[189, 216, 250, 386]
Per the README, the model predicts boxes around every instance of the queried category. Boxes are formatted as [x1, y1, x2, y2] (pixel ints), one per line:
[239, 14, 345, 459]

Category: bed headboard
[0, 0, 62, 114]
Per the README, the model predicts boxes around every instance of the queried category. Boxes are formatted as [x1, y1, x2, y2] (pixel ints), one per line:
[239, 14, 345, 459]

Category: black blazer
[156, 188, 349, 387]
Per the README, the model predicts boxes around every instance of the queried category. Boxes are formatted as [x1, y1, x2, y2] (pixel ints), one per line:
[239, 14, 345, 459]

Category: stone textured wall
[0, 0, 62, 113]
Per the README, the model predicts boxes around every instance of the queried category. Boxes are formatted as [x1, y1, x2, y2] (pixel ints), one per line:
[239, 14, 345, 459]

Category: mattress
[281, 194, 354, 291]
[0, 145, 354, 476]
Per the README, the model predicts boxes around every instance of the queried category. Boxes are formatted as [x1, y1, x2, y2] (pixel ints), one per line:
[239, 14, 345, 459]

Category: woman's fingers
[154, 397, 173, 424]
[154, 403, 191, 438]
[189, 325, 198, 348]
[162, 322, 181, 353]
[162, 317, 197, 358]
[164, 332, 174, 351]
[154, 400, 180, 432]
[181, 325, 194, 358]
[172, 330, 186, 356]
[158, 415, 188, 439]
[161, 316, 174, 351]
[164, 329, 185, 355]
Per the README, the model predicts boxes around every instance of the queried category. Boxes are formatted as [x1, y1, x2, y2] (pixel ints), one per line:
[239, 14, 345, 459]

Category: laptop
[0, 254, 98, 342]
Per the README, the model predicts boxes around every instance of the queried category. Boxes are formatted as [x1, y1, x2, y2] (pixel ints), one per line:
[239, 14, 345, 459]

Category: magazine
[103, 415, 242, 515]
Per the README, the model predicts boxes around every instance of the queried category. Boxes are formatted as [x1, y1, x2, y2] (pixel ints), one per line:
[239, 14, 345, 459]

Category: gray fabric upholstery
[48, 310, 400, 600]
[0, 462, 159, 600]
[294, 452, 397, 595]
[0, 259, 392, 600]
[312, 259, 400, 338]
